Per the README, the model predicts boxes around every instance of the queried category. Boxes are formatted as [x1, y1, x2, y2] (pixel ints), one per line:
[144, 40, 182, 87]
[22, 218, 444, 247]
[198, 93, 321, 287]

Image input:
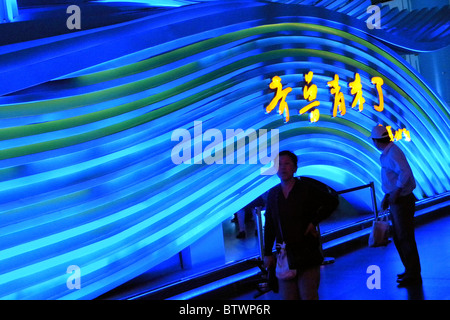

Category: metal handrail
[254, 181, 380, 260]
[336, 181, 379, 218]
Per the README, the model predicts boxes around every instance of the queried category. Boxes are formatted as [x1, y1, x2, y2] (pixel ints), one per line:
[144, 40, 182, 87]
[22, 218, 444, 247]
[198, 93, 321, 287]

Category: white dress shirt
[380, 142, 416, 196]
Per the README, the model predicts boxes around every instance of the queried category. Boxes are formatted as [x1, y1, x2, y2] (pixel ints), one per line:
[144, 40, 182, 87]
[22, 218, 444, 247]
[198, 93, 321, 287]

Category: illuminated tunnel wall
[0, 0, 449, 299]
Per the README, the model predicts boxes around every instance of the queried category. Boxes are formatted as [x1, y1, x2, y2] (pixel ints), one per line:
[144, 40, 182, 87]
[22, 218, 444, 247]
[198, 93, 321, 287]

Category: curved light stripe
[1, 45, 448, 162]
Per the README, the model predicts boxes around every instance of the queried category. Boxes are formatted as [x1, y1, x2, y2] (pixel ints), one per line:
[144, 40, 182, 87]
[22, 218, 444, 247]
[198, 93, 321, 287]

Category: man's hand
[304, 222, 319, 238]
[390, 188, 402, 204]
[381, 194, 389, 210]
[264, 255, 276, 269]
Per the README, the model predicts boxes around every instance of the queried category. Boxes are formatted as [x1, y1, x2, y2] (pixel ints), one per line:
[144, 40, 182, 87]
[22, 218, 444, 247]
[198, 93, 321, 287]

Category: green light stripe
[0, 43, 436, 141]
[0, 45, 442, 159]
[75, 22, 449, 120]
[4, 23, 447, 121]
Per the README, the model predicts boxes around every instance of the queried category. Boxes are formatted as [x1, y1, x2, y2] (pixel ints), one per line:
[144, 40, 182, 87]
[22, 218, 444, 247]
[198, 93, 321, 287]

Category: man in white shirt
[371, 125, 422, 287]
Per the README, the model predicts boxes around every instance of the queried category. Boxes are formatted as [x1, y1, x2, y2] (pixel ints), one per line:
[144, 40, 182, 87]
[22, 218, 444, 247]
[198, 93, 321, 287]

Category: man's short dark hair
[278, 150, 298, 167]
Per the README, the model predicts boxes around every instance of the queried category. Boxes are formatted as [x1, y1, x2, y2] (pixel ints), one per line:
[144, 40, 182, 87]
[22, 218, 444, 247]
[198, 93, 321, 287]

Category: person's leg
[236, 209, 246, 238]
[278, 276, 300, 300]
[298, 266, 320, 300]
[398, 194, 421, 278]
[390, 205, 407, 272]
[391, 194, 421, 279]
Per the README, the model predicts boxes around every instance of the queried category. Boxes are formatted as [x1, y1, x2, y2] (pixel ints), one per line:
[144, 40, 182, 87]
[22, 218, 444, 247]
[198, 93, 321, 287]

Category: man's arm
[263, 191, 276, 256]
[390, 147, 414, 203]
[311, 186, 339, 226]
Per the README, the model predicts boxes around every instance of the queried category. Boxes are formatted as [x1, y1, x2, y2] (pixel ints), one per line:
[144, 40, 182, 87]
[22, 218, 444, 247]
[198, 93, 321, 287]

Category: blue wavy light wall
[0, 0, 449, 299]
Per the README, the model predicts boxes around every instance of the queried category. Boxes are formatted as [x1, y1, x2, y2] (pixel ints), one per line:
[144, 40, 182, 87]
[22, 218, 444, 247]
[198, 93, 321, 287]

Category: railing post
[254, 207, 264, 260]
[369, 181, 378, 218]
[0, 0, 18, 23]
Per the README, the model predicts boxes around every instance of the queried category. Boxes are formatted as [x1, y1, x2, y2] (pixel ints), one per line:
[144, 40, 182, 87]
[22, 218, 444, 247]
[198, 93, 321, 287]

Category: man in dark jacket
[263, 151, 339, 300]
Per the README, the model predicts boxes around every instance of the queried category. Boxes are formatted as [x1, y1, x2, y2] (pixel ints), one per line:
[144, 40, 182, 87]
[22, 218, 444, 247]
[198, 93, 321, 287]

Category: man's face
[277, 155, 297, 181]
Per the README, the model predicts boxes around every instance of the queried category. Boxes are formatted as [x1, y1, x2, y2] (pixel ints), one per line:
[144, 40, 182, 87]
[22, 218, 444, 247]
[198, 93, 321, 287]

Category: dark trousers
[278, 266, 320, 300]
[390, 193, 421, 277]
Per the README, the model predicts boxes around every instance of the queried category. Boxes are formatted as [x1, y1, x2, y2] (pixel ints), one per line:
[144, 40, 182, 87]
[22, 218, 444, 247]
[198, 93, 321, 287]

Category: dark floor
[233, 213, 450, 300]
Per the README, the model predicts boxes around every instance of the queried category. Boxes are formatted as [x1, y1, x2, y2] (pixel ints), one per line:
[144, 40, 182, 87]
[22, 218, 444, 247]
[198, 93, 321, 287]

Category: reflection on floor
[231, 213, 450, 300]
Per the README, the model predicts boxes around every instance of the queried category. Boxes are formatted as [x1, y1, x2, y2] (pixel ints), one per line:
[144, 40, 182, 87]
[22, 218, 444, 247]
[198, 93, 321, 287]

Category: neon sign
[349, 73, 365, 112]
[327, 74, 347, 117]
[266, 72, 410, 142]
[299, 71, 320, 123]
[371, 76, 384, 112]
[387, 126, 411, 142]
[266, 75, 292, 122]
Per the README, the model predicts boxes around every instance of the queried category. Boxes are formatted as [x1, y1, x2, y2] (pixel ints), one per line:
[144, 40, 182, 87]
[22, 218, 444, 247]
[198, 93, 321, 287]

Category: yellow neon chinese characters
[349, 73, 365, 112]
[299, 71, 320, 123]
[371, 76, 384, 112]
[266, 76, 292, 122]
[386, 126, 411, 142]
[327, 74, 346, 117]
[265, 73, 400, 136]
